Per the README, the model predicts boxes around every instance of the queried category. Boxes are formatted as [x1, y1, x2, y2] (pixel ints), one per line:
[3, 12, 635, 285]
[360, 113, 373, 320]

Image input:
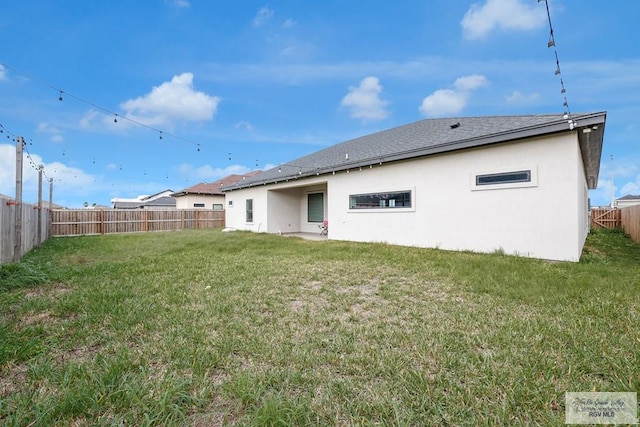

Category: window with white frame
[349, 190, 412, 209]
[213, 204, 223, 210]
[193, 203, 205, 208]
[472, 166, 537, 191]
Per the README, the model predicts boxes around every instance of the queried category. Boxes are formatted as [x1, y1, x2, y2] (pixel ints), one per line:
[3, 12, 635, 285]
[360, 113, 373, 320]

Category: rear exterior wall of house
[225, 132, 589, 261]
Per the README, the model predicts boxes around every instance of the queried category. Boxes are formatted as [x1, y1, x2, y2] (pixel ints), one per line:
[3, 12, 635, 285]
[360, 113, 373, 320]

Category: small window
[213, 204, 223, 210]
[308, 193, 324, 222]
[476, 170, 531, 186]
[193, 203, 205, 208]
[349, 191, 411, 209]
[246, 199, 253, 223]
[228, 200, 233, 207]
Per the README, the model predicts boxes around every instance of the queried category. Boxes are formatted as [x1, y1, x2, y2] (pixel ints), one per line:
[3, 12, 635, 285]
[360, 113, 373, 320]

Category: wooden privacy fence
[620, 205, 640, 244]
[590, 208, 621, 229]
[0, 196, 50, 265]
[591, 206, 640, 244]
[51, 209, 225, 237]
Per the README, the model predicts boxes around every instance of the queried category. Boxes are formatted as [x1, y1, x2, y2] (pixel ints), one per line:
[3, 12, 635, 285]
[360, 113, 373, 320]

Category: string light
[0, 61, 236, 160]
[0, 63, 267, 195]
[540, 0, 576, 128]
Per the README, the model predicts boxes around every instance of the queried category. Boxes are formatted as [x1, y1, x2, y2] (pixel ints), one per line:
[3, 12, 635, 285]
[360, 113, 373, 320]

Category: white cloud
[36, 122, 64, 142]
[253, 6, 274, 27]
[593, 160, 640, 206]
[282, 18, 297, 28]
[0, 144, 94, 204]
[506, 91, 540, 104]
[0, 64, 6, 81]
[620, 175, 640, 196]
[419, 74, 489, 117]
[461, 0, 547, 40]
[0, 145, 13, 196]
[419, 90, 467, 117]
[454, 74, 489, 91]
[340, 76, 389, 121]
[235, 121, 254, 131]
[120, 73, 220, 128]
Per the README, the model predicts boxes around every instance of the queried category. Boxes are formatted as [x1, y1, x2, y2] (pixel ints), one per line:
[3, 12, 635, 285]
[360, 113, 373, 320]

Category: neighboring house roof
[172, 171, 262, 197]
[139, 190, 175, 201]
[222, 112, 606, 191]
[111, 189, 175, 209]
[617, 194, 640, 201]
[144, 196, 176, 207]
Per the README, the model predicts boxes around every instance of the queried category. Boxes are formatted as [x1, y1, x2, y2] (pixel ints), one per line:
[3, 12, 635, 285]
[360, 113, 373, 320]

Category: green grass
[1, 228, 638, 426]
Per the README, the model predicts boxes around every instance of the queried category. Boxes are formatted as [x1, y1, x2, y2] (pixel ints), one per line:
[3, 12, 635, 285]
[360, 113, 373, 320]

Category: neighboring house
[222, 112, 606, 262]
[614, 194, 640, 209]
[111, 190, 176, 209]
[172, 172, 261, 210]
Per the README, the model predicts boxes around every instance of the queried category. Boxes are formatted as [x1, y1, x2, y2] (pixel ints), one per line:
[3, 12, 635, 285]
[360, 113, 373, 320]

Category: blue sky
[1, 0, 638, 208]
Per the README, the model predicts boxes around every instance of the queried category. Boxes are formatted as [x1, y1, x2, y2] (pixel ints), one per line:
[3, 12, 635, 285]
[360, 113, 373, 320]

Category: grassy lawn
[1, 228, 638, 426]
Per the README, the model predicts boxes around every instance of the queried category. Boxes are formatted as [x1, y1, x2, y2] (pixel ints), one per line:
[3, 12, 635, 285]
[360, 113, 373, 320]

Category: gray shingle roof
[617, 194, 640, 200]
[171, 171, 262, 197]
[223, 112, 606, 191]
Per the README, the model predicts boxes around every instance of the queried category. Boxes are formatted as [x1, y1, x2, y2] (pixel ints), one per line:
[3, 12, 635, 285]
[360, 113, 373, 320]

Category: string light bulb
[58, 91, 63, 101]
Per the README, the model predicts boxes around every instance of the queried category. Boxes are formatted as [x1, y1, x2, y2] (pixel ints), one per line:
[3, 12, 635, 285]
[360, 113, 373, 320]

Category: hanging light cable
[539, 0, 576, 129]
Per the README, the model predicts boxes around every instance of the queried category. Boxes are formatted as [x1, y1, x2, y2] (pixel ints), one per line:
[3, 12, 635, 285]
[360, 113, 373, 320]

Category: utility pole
[14, 136, 24, 262]
[37, 164, 44, 244]
[49, 178, 54, 240]
[610, 155, 615, 208]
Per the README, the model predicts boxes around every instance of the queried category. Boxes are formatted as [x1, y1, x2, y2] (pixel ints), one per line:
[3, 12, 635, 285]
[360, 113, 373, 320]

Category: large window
[475, 170, 531, 186]
[213, 204, 223, 210]
[246, 199, 253, 223]
[307, 193, 324, 222]
[349, 190, 411, 209]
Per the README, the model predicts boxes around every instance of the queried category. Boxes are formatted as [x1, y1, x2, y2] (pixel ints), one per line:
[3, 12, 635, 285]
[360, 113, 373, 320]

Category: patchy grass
[1, 228, 638, 426]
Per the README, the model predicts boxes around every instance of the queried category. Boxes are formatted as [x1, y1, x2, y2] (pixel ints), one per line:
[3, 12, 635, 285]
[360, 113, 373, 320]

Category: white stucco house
[222, 112, 606, 262]
[614, 194, 640, 209]
[172, 172, 261, 210]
